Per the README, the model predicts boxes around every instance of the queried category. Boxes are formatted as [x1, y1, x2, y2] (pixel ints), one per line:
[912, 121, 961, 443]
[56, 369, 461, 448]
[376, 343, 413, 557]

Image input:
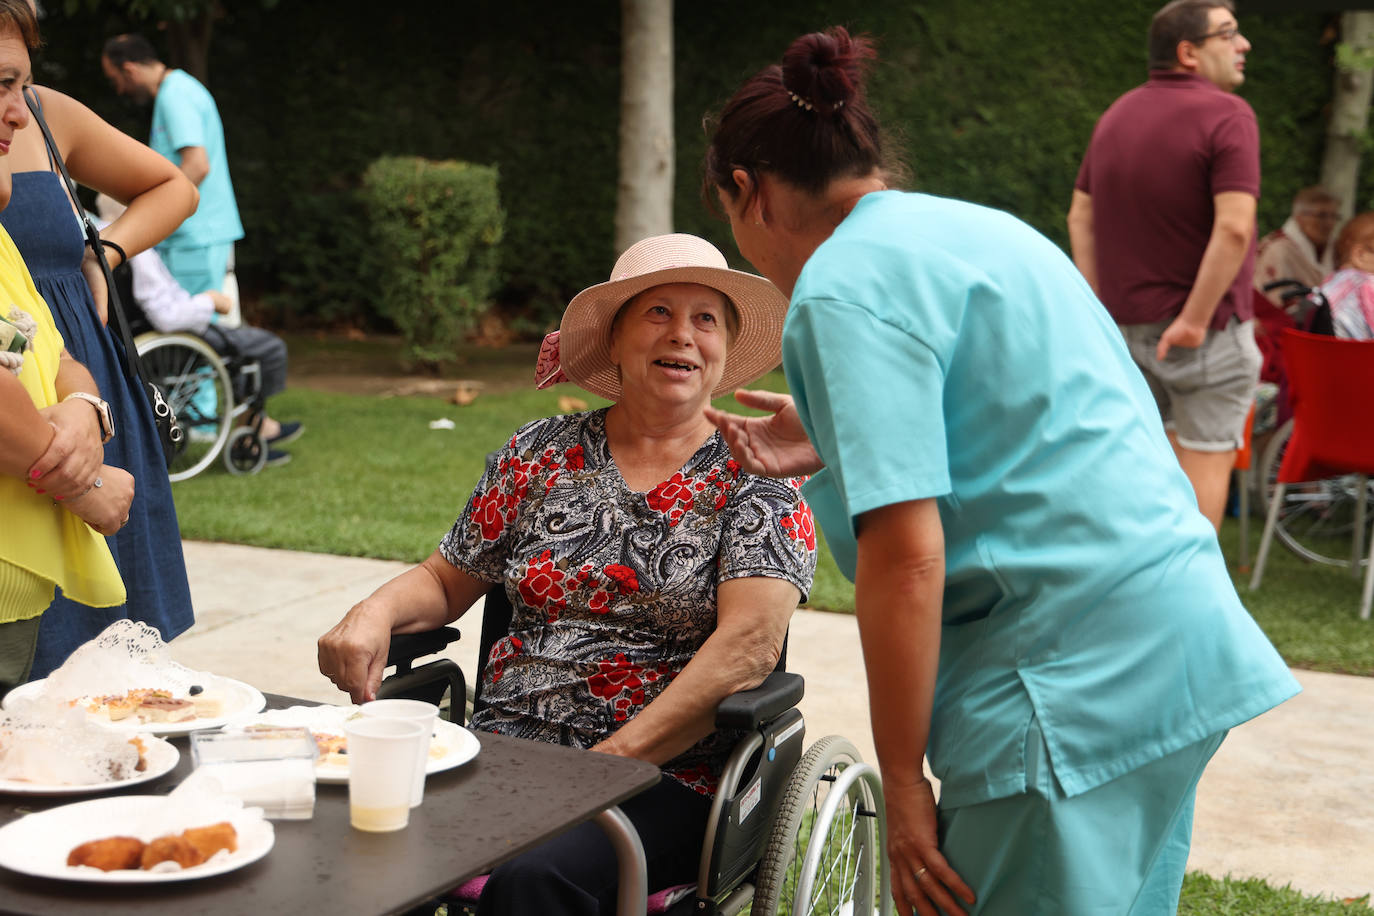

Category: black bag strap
[24, 87, 146, 390]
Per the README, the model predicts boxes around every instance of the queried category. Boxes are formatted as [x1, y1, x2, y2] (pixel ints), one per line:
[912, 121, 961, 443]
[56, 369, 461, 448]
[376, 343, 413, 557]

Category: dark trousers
[477, 776, 711, 916]
[202, 325, 288, 401]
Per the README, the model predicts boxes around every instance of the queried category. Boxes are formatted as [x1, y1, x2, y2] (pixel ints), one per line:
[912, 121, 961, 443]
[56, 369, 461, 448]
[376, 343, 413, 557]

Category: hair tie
[788, 90, 844, 113]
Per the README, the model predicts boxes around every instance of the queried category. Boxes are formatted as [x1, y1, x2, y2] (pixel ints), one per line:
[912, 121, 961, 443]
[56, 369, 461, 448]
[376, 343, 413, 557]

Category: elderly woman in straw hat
[319, 233, 817, 915]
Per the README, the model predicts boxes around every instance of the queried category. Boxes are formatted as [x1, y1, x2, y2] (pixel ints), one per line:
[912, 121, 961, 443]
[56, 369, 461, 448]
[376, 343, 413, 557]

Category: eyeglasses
[1192, 25, 1241, 43]
[1300, 211, 1341, 222]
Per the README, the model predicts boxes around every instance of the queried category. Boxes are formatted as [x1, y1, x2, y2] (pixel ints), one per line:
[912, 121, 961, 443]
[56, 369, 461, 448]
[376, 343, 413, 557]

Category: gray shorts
[1120, 318, 1260, 452]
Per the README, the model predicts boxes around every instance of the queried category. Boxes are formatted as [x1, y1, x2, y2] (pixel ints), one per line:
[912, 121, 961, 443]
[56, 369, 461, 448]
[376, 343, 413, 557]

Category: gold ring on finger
[915, 866, 928, 880]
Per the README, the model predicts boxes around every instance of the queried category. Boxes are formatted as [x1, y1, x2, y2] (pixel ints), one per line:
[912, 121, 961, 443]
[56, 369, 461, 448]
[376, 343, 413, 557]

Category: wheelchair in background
[114, 263, 273, 480]
[379, 588, 890, 916]
[1252, 279, 1374, 570]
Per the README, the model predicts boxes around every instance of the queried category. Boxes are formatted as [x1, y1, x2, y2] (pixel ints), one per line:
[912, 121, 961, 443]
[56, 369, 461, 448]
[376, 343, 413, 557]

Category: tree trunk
[1320, 11, 1374, 218]
[164, 9, 216, 86]
[614, 0, 674, 255]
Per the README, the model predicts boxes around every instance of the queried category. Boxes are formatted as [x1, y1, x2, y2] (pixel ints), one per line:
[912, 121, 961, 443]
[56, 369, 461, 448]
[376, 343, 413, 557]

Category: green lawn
[1180, 874, 1371, 914]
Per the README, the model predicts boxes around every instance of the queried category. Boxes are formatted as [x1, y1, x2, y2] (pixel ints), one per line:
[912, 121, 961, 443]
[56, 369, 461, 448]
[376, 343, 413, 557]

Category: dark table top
[0, 694, 660, 915]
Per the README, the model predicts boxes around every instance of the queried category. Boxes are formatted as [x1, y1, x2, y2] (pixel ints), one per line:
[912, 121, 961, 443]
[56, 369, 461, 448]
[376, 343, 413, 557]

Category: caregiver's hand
[703, 389, 824, 478]
[886, 775, 974, 916]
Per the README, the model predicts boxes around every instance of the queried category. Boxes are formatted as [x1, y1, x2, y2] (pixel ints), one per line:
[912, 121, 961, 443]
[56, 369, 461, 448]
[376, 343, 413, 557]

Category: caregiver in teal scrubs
[703, 27, 1300, 916]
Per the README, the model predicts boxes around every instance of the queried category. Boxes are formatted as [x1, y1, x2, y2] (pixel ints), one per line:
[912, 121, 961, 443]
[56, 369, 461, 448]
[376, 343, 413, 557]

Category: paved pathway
[169, 540, 1374, 903]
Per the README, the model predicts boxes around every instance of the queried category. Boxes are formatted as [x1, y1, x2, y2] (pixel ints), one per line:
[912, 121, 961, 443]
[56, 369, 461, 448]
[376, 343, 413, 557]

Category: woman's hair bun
[780, 27, 875, 116]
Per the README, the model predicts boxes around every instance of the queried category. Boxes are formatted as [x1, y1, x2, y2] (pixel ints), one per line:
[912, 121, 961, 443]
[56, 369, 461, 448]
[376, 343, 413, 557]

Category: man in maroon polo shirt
[1068, 0, 1260, 533]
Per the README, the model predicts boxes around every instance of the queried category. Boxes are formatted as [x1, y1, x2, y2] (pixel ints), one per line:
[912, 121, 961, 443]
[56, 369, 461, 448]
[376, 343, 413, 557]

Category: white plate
[245, 705, 480, 784]
[0, 795, 274, 883]
[4, 677, 267, 737]
[0, 736, 179, 796]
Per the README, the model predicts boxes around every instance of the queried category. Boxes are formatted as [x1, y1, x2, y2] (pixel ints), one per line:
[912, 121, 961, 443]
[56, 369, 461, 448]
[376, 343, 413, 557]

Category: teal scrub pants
[159, 241, 232, 298]
[937, 717, 1227, 915]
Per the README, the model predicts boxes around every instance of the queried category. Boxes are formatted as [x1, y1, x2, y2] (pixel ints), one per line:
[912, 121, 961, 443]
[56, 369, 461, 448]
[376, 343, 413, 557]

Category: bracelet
[97, 238, 127, 267]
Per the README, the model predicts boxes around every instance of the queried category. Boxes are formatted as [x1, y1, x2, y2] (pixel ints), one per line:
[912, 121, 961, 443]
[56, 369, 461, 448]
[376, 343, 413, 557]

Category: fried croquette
[182, 821, 237, 860]
[139, 834, 203, 870]
[66, 836, 145, 871]
[69, 820, 240, 872]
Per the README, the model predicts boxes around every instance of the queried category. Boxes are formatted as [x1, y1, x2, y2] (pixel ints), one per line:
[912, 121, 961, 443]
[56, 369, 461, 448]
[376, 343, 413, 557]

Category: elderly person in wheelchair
[94, 194, 302, 468]
[318, 234, 817, 916]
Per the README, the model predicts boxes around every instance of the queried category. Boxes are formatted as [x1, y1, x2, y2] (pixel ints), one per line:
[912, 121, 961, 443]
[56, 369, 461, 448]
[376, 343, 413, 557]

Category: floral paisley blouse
[440, 408, 817, 794]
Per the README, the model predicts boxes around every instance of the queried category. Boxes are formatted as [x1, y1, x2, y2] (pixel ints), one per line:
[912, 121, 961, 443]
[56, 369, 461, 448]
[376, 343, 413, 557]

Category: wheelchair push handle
[1262, 278, 1310, 295]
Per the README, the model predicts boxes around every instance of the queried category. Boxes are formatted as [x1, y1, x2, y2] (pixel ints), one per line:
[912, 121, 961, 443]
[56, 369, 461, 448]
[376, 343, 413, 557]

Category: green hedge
[360, 156, 504, 367]
[34, 1, 1339, 331]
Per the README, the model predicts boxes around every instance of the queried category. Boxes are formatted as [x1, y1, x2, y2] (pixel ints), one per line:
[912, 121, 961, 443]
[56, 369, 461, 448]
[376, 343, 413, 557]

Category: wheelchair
[1252, 280, 1374, 569]
[114, 264, 273, 480]
[379, 588, 891, 916]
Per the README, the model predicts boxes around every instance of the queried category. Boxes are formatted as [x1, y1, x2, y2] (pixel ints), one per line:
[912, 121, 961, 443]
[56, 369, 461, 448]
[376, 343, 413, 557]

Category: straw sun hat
[542, 234, 789, 402]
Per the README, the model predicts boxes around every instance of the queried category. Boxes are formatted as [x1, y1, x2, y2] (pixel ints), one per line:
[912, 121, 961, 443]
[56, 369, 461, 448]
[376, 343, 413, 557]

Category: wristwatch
[63, 391, 115, 444]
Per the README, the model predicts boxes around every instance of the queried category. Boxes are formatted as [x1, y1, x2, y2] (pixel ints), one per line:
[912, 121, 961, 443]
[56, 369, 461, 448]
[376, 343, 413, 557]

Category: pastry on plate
[136, 696, 196, 723]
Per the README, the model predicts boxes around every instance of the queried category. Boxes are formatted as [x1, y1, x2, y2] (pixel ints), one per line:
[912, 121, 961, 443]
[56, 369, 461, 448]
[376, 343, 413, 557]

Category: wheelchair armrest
[714, 671, 804, 730]
[386, 626, 462, 673]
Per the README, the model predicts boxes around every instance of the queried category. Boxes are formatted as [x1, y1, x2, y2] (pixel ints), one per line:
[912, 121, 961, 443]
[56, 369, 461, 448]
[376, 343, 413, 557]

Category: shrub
[360, 156, 504, 367]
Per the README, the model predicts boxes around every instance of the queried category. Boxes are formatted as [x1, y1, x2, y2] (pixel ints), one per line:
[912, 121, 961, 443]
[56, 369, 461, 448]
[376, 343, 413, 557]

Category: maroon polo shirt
[1075, 71, 1260, 328]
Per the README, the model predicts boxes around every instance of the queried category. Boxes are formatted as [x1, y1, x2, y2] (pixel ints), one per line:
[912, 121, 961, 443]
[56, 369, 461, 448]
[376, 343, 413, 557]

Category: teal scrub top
[785, 191, 1299, 808]
[150, 70, 244, 250]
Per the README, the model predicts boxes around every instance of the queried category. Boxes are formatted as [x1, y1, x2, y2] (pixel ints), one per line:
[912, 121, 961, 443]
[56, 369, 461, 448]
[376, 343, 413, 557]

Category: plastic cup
[343, 717, 427, 832]
[360, 698, 440, 807]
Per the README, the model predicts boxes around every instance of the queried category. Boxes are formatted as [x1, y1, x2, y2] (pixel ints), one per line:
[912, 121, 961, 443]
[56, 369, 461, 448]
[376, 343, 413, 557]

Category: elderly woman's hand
[61, 465, 134, 537]
[30, 398, 107, 500]
[703, 389, 824, 479]
[318, 602, 396, 704]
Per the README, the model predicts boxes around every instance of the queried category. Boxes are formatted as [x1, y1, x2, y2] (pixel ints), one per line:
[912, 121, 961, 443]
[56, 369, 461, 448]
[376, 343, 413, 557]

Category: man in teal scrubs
[101, 34, 243, 298]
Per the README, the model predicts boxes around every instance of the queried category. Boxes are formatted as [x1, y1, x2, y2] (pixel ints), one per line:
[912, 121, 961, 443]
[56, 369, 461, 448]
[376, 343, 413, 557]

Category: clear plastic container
[190, 726, 318, 819]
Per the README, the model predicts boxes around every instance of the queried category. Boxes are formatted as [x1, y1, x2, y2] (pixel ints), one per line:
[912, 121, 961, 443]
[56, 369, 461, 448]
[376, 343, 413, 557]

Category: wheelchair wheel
[1258, 418, 1374, 567]
[224, 425, 268, 475]
[135, 333, 233, 482]
[751, 735, 889, 916]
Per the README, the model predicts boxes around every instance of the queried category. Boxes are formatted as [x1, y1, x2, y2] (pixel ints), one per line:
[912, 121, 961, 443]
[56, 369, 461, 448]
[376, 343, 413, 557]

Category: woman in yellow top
[0, 1, 129, 695]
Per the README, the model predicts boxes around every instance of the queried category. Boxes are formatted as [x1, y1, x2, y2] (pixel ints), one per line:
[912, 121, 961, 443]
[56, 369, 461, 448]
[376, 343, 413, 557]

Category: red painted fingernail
[29, 468, 40, 479]
[54, 495, 64, 501]
[34, 488, 44, 495]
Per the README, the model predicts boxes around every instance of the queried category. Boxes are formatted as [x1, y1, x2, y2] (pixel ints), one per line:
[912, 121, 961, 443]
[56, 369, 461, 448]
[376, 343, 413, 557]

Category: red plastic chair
[1251, 287, 1295, 385]
[1249, 329, 1374, 619]
[1234, 402, 1256, 572]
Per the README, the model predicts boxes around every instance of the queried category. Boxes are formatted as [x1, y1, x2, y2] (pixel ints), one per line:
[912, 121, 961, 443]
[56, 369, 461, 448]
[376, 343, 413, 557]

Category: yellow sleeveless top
[0, 225, 124, 623]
